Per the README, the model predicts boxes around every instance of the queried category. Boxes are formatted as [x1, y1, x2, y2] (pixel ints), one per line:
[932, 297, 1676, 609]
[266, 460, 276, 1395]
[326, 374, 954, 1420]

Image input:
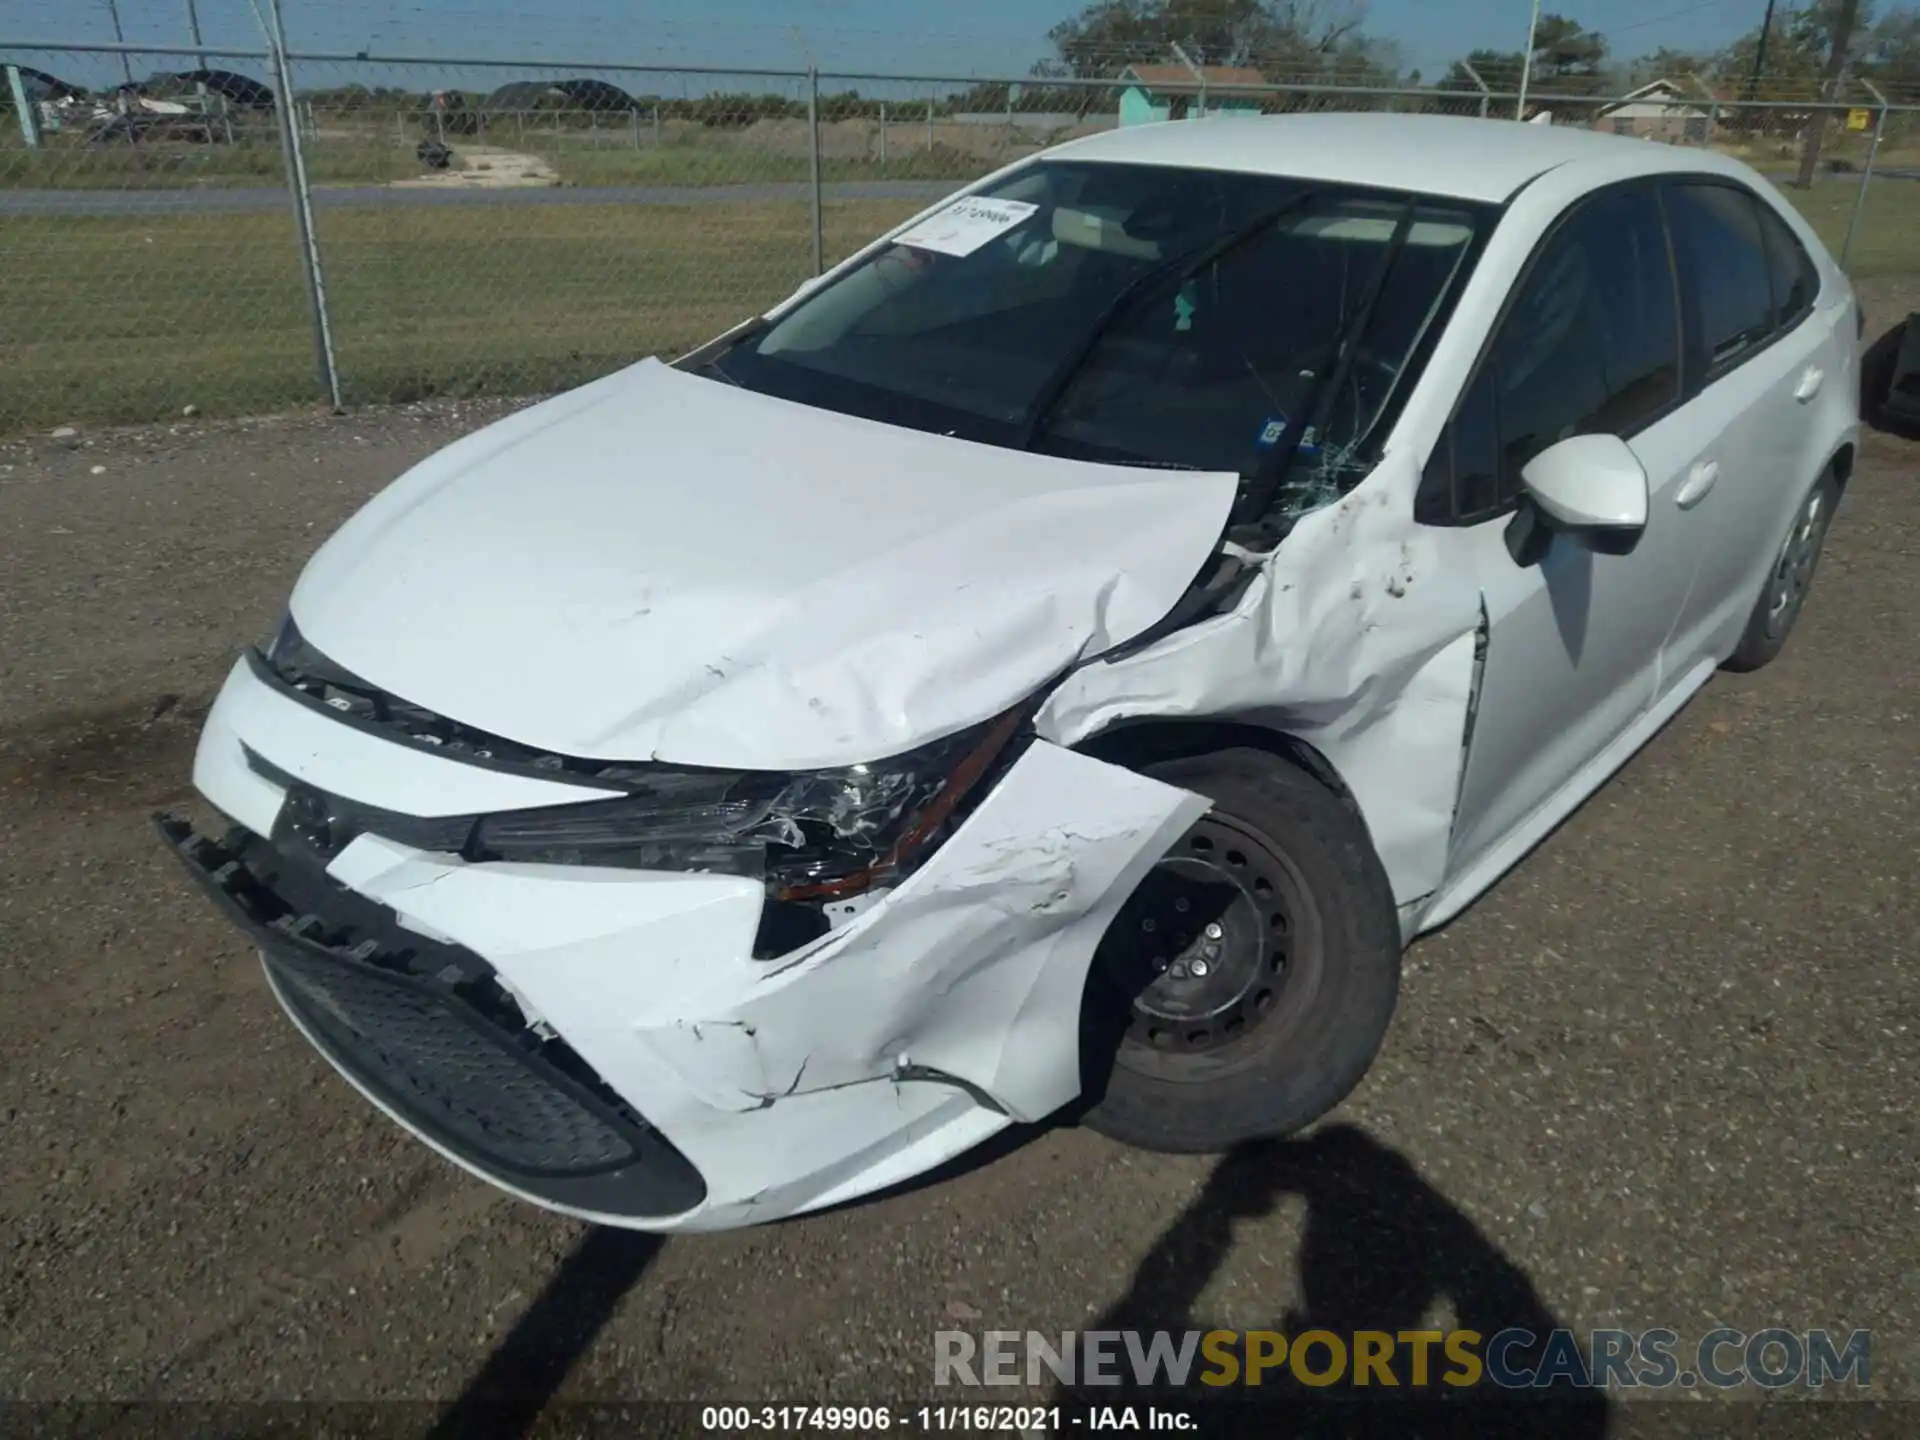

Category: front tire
[1078, 748, 1401, 1153]
[1723, 467, 1841, 673]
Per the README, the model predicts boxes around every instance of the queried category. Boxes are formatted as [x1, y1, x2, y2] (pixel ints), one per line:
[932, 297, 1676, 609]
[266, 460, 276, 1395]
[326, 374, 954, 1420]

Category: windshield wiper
[1015, 190, 1323, 453]
[1236, 196, 1420, 544]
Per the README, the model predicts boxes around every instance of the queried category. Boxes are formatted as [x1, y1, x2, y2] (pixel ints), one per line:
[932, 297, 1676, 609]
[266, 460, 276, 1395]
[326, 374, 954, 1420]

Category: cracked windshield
[705, 160, 1489, 514]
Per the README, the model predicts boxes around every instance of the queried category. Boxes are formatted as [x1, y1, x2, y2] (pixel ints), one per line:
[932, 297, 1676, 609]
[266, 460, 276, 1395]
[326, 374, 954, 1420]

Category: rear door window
[1663, 182, 1777, 377]
[1756, 202, 1821, 330]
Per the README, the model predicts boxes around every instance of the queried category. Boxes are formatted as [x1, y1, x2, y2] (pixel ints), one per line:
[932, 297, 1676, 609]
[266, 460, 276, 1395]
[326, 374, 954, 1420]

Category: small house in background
[1594, 79, 1716, 144]
[1116, 64, 1265, 126]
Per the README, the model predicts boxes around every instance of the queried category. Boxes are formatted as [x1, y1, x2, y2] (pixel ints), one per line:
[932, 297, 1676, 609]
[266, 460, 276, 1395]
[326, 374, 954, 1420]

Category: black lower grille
[266, 941, 638, 1176]
[156, 811, 708, 1218]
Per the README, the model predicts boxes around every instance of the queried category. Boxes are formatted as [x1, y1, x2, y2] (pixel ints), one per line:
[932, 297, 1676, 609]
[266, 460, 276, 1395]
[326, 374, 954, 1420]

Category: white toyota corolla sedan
[160, 113, 1860, 1232]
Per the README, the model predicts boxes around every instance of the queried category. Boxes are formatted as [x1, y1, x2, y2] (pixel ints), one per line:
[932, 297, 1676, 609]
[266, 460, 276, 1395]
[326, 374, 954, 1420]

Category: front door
[1416, 183, 1705, 879]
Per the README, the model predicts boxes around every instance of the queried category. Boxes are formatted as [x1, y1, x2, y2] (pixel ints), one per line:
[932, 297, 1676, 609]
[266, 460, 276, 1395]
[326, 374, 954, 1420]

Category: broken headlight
[468, 704, 1028, 901]
[260, 613, 1032, 929]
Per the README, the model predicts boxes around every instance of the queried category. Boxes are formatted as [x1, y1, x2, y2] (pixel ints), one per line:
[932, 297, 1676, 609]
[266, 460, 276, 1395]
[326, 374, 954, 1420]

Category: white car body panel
[1035, 448, 1483, 914]
[290, 358, 1239, 771]
[1666, 287, 1860, 671]
[172, 115, 1863, 1230]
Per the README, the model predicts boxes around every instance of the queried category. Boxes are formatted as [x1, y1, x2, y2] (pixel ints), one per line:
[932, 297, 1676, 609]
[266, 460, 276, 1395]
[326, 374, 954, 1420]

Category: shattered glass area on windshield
[708, 163, 1491, 527]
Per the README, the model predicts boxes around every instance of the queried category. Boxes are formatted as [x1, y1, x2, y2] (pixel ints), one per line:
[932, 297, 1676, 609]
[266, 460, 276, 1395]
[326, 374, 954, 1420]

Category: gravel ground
[1, 306, 1917, 1434]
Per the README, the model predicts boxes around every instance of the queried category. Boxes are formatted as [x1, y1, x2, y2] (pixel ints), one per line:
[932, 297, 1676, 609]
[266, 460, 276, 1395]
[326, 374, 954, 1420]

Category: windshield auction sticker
[895, 197, 1040, 257]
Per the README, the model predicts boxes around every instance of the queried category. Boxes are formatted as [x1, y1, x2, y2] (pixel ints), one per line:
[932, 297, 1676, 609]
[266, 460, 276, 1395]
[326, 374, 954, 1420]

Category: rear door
[1656, 180, 1844, 671]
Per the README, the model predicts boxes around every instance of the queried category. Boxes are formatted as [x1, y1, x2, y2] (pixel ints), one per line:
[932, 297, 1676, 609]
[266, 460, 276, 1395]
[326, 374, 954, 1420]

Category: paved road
[0, 386, 1915, 1422]
[0, 178, 959, 218]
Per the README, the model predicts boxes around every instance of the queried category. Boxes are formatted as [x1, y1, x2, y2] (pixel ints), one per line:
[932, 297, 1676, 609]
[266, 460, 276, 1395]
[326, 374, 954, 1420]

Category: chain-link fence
[4, 39, 1918, 434]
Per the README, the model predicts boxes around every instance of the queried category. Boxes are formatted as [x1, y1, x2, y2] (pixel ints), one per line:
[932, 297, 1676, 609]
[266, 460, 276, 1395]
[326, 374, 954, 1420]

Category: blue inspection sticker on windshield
[1255, 415, 1290, 449]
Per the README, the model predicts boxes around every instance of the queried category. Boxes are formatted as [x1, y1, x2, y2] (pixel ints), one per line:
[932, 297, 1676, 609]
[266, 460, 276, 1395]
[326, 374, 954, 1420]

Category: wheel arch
[1071, 716, 1377, 849]
[1828, 439, 1855, 492]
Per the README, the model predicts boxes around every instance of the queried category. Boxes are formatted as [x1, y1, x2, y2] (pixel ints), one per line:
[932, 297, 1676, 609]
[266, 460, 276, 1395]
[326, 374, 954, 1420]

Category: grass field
[1, 175, 1914, 434]
[1773, 175, 1920, 282]
[0, 199, 923, 429]
[0, 133, 418, 190]
[510, 142, 986, 189]
[0, 134, 993, 192]
[0, 120, 1009, 192]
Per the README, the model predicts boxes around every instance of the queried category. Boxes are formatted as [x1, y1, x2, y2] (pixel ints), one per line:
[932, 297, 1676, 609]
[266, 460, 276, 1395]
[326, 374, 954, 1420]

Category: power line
[1608, 0, 1750, 38]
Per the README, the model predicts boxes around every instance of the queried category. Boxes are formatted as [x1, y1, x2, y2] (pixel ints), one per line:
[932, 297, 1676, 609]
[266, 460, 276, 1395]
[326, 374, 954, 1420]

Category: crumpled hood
[290, 358, 1237, 771]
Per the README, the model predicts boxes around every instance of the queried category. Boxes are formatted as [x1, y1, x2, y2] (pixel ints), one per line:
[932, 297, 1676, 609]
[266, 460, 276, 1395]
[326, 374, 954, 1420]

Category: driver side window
[1418, 185, 1681, 527]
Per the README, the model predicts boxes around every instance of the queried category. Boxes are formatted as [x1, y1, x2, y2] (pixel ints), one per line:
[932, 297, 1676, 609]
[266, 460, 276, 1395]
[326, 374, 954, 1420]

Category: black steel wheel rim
[1093, 810, 1313, 1057]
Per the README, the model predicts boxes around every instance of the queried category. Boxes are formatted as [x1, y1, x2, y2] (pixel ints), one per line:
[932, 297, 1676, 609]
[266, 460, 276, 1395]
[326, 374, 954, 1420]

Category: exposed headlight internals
[255, 616, 1032, 954]
[467, 712, 1026, 901]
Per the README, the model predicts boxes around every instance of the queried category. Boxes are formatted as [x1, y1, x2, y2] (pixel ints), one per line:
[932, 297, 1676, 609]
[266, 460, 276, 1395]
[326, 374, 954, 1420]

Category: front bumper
[157, 813, 709, 1218]
[174, 655, 1206, 1231]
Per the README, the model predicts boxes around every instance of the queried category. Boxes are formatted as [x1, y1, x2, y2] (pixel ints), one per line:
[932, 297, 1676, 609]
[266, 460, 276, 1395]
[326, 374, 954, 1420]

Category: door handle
[1795, 366, 1825, 401]
[1676, 460, 1720, 509]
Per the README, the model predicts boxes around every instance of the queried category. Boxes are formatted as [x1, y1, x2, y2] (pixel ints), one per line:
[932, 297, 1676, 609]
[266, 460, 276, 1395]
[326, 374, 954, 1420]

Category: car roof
[1044, 111, 1743, 205]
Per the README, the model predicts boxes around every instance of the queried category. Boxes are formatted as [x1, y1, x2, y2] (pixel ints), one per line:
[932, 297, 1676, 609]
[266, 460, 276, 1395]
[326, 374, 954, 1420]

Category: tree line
[1042, 0, 1918, 101]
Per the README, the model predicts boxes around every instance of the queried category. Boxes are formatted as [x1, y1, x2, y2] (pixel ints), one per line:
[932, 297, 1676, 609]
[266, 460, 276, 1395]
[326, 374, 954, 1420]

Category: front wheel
[1722, 467, 1841, 674]
[1077, 749, 1402, 1153]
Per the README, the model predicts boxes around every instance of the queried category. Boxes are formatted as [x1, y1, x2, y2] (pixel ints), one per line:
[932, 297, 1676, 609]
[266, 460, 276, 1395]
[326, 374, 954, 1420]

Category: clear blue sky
[2, 0, 1777, 90]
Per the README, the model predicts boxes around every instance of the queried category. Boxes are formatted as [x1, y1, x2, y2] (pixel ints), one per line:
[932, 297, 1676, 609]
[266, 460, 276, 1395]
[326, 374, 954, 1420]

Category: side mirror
[1514, 434, 1650, 560]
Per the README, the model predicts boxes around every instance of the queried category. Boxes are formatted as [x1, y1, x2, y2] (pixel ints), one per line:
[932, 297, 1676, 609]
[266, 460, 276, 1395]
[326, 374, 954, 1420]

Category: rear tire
[1078, 748, 1401, 1153]
[1723, 467, 1841, 673]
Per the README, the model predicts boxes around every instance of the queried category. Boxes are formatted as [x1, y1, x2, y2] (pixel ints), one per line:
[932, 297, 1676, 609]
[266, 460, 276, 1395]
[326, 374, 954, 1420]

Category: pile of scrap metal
[87, 108, 231, 145]
[82, 69, 269, 144]
[1864, 314, 1920, 438]
[10, 64, 86, 133]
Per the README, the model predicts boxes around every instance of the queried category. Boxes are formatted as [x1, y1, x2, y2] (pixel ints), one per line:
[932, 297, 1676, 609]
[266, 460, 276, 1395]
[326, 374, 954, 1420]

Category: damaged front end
[255, 618, 1037, 957]
[169, 632, 1206, 1230]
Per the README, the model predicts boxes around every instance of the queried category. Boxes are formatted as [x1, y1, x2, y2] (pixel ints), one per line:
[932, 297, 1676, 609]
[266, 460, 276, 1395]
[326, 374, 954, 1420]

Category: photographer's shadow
[1060, 1124, 1612, 1437]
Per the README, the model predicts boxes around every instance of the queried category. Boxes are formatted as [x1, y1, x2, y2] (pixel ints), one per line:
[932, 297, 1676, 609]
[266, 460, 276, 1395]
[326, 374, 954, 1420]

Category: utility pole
[185, 0, 207, 69]
[185, 0, 208, 113]
[1794, 0, 1863, 188]
[259, 0, 343, 409]
[103, 0, 135, 86]
[1745, 0, 1779, 101]
[1516, 0, 1543, 121]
